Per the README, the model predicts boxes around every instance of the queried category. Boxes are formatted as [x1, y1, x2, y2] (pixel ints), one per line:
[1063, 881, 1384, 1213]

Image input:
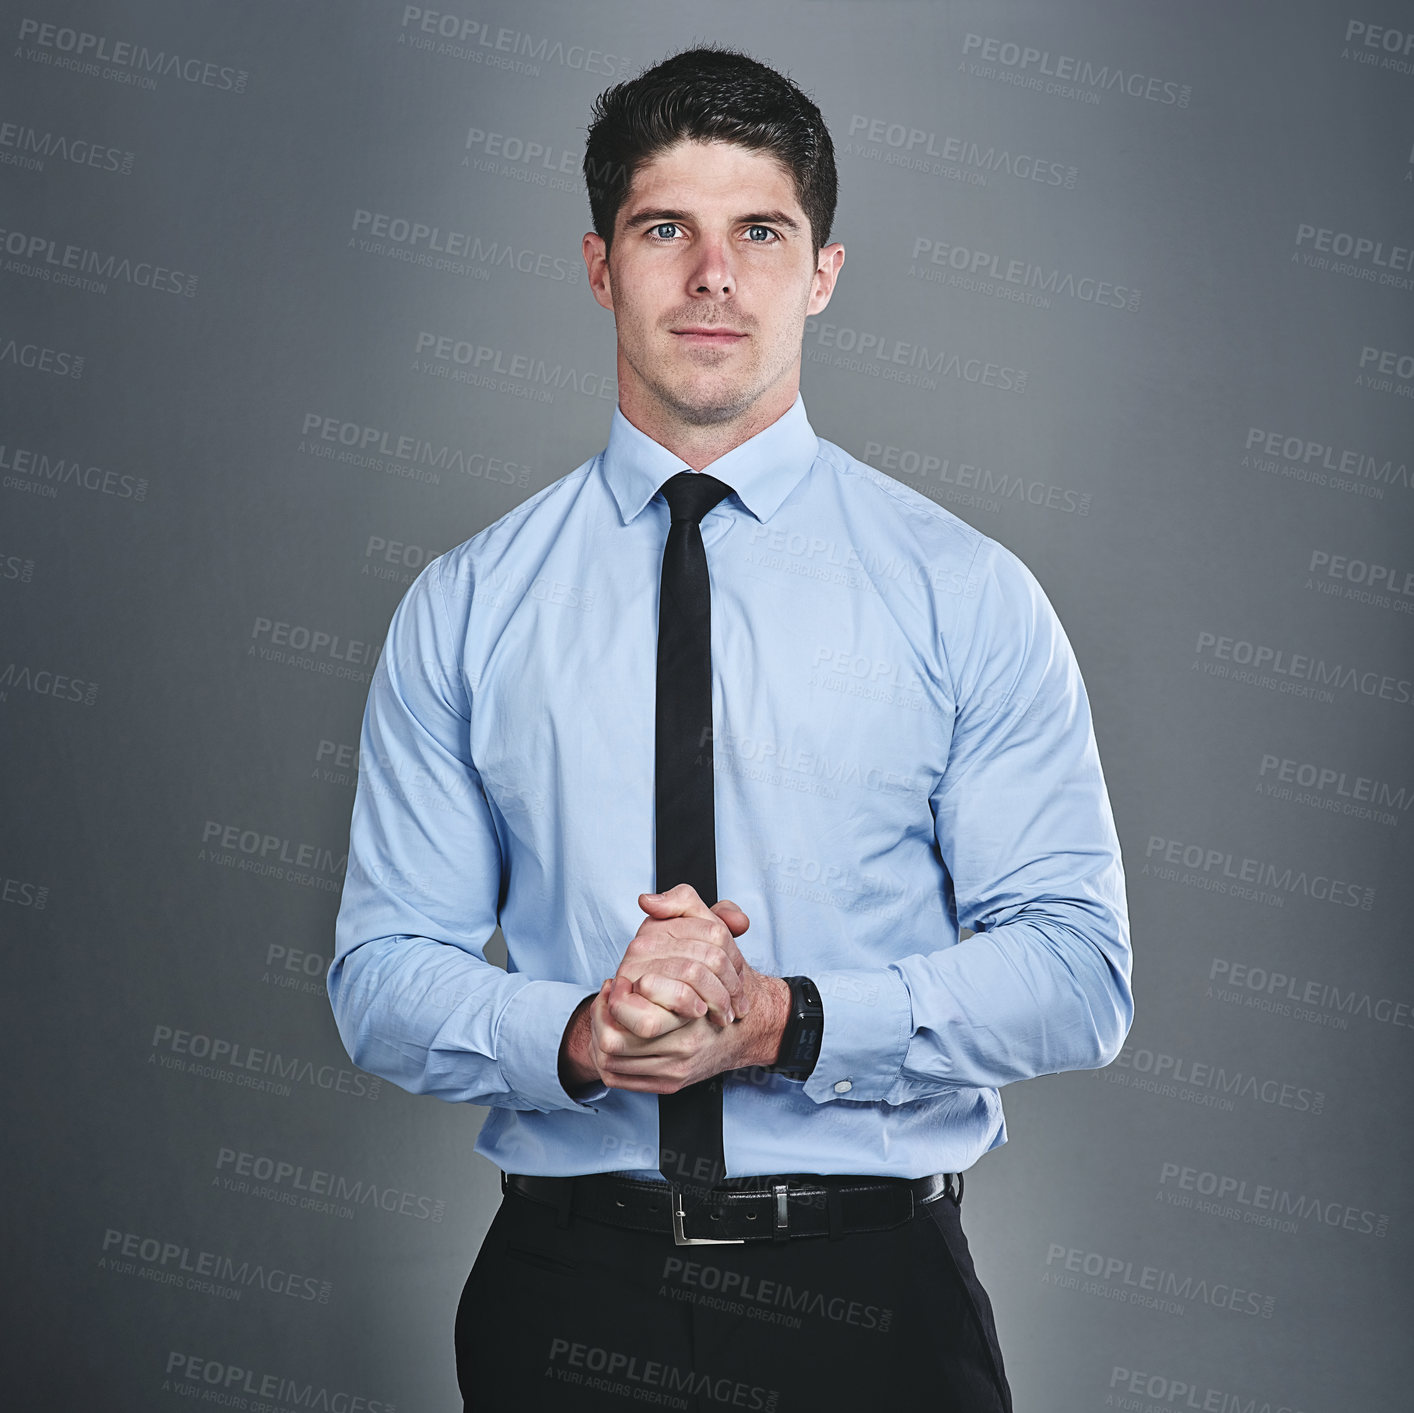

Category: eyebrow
[620, 207, 802, 235]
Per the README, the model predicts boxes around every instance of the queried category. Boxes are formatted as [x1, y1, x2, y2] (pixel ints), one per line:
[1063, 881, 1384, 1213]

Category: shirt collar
[600, 392, 819, 526]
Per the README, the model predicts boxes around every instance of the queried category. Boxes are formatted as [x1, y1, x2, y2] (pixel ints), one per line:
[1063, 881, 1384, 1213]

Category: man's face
[583, 139, 844, 429]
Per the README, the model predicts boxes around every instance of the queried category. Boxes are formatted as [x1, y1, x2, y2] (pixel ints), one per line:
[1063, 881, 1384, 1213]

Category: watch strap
[768, 975, 822, 1078]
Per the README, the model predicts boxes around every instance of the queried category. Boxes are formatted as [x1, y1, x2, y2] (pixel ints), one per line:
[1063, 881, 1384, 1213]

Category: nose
[688, 234, 734, 297]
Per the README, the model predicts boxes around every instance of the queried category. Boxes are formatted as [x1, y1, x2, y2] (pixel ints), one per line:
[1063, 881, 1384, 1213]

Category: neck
[616, 378, 799, 471]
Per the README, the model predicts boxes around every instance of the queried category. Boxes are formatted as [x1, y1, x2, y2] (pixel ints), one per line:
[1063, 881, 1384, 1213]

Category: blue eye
[652, 223, 680, 240]
[746, 226, 775, 242]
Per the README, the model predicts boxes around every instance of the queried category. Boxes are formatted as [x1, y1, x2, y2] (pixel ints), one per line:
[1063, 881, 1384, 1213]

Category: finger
[596, 1026, 707, 1079]
[617, 935, 747, 1014]
[597, 1033, 698, 1068]
[638, 883, 715, 921]
[631, 965, 713, 1020]
[712, 898, 751, 938]
[603, 978, 693, 1041]
[626, 916, 749, 979]
[597, 1036, 715, 1091]
[709, 901, 751, 1010]
[596, 1072, 690, 1095]
[639, 891, 750, 970]
[599, 1055, 698, 1087]
[631, 963, 735, 1027]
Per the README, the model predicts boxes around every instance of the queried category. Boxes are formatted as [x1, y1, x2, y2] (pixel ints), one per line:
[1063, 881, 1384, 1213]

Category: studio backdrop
[3, 2, 1411, 1410]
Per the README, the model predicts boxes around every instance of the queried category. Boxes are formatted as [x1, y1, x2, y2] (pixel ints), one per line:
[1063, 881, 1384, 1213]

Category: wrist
[558, 992, 600, 1094]
[744, 974, 792, 1069]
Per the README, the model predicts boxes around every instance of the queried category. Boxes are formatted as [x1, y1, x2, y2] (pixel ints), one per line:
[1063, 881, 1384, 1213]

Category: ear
[807, 241, 846, 317]
[583, 231, 614, 312]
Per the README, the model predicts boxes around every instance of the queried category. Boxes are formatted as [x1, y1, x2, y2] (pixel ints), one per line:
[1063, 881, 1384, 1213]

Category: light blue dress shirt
[329, 392, 1132, 1182]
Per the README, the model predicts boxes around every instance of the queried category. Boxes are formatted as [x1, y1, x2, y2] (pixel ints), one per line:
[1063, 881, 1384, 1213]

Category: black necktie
[655, 469, 734, 1215]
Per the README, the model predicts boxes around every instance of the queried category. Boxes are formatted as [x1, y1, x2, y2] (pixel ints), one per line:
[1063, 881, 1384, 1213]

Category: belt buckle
[669, 1187, 747, 1246]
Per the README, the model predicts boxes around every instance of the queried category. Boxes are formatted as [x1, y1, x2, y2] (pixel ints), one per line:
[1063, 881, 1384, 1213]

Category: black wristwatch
[767, 975, 823, 1079]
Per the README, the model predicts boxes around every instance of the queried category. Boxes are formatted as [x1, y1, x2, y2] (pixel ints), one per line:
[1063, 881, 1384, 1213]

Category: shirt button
[833, 1080, 853, 1094]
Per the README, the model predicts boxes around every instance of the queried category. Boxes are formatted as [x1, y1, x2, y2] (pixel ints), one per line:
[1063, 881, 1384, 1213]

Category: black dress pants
[455, 1179, 1012, 1412]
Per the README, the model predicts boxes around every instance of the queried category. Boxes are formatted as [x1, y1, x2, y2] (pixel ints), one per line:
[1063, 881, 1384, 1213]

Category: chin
[674, 398, 751, 428]
[664, 376, 759, 427]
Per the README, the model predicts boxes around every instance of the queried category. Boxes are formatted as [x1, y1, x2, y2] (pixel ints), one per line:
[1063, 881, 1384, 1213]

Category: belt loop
[952, 1171, 964, 1206]
[826, 1184, 845, 1242]
[499, 1169, 508, 1197]
[554, 1176, 574, 1229]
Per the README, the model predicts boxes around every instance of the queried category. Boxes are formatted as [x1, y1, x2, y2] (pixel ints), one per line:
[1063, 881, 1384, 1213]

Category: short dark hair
[583, 45, 837, 261]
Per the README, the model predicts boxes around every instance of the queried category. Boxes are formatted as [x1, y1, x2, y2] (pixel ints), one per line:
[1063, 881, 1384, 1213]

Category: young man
[330, 45, 1132, 1411]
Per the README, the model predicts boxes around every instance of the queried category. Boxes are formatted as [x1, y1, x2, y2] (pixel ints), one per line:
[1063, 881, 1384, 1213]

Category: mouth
[671, 327, 747, 345]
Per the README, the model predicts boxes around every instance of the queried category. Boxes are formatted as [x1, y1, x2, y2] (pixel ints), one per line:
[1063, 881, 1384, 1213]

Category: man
[330, 45, 1132, 1411]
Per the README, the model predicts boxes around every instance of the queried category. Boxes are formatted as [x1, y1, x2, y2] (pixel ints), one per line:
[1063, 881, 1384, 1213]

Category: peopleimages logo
[864, 439, 1091, 517]
[100, 1228, 329, 1303]
[349, 207, 580, 283]
[1257, 752, 1410, 825]
[0, 224, 197, 296]
[1158, 1161, 1390, 1238]
[412, 330, 617, 401]
[163, 1352, 393, 1413]
[908, 234, 1140, 311]
[15, 18, 249, 92]
[248, 616, 380, 685]
[200, 820, 347, 882]
[1209, 957, 1414, 1035]
[959, 32, 1191, 107]
[1143, 834, 1375, 911]
[545, 1337, 779, 1411]
[1242, 425, 1409, 499]
[461, 124, 585, 188]
[1294, 222, 1414, 291]
[0, 118, 134, 175]
[1104, 1043, 1324, 1116]
[1193, 630, 1413, 708]
[1042, 1243, 1274, 1318]
[0, 441, 147, 501]
[0, 336, 84, 378]
[803, 317, 1027, 394]
[300, 411, 531, 487]
[1108, 1366, 1309, 1413]
[214, 1146, 447, 1223]
[1341, 19, 1414, 75]
[1307, 549, 1414, 614]
[0, 551, 36, 584]
[0, 662, 98, 707]
[361, 533, 447, 588]
[1, 872, 48, 910]
[843, 113, 1076, 188]
[398, 7, 631, 79]
[149, 1023, 380, 1101]
[1356, 344, 1414, 398]
[660, 1253, 893, 1334]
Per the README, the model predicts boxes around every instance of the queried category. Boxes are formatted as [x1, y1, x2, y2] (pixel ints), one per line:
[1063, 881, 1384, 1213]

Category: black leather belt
[502, 1170, 960, 1245]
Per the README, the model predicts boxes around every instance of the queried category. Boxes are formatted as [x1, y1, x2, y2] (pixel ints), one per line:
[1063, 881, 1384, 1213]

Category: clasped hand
[579, 883, 782, 1094]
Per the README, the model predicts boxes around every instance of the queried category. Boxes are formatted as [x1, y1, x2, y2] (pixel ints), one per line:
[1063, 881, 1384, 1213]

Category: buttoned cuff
[801, 968, 912, 1104]
[497, 980, 608, 1112]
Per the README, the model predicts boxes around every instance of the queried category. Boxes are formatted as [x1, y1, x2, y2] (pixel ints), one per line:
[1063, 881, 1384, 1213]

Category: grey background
[2, 2, 1411, 1409]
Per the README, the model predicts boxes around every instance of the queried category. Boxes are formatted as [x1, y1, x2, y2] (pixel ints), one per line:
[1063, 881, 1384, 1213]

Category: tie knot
[659, 470, 734, 525]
